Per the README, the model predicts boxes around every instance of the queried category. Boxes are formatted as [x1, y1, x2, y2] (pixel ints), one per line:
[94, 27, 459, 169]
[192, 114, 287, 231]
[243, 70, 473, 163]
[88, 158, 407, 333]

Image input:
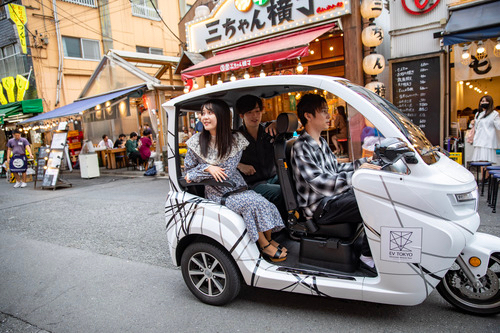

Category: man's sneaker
[13, 182, 21, 188]
[20, 182, 27, 188]
[360, 254, 375, 268]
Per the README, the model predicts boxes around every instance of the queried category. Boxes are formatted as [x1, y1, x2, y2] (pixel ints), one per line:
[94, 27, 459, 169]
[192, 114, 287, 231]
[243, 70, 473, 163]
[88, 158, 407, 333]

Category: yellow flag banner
[15, 75, 29, 102]
[2, 77, 16, 103]
[8, 4, 28, 54]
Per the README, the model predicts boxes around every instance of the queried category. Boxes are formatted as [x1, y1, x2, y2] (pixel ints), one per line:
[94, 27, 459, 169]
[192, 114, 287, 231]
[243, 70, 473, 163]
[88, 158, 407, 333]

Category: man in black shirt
[236, 95, 286, 219]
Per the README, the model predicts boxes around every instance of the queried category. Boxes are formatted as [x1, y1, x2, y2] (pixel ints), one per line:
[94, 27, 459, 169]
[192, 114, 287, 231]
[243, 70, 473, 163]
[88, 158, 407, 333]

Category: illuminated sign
[402, 0, 441, 15]
[8, 4, 28, 54]
[187, 0, 349, 53]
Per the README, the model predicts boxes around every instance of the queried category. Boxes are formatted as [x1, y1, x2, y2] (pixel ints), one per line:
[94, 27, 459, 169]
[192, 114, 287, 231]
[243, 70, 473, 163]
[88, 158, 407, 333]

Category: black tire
[437, 253, 500, 316]
[181, 242, 241, 306]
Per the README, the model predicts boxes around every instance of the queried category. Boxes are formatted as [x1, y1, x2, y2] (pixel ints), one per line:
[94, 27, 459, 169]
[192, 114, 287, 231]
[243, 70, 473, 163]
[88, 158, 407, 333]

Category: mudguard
[460, 232, 500, 277]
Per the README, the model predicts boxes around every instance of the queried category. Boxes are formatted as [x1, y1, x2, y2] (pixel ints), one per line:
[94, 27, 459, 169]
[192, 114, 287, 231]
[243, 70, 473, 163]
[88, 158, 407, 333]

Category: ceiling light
[244, 70, 250, 79]
[230, 73, 236, 81]
[461, 44, 471, 65]
[476, 41, 487, 60]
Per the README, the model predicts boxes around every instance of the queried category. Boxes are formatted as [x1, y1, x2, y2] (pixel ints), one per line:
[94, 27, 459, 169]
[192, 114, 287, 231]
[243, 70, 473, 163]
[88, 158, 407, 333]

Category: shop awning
[0, 99, 43, 124]
[443, 1, 500, 46]
[181, 23, 338, 80]
[21, 85, 145, 124]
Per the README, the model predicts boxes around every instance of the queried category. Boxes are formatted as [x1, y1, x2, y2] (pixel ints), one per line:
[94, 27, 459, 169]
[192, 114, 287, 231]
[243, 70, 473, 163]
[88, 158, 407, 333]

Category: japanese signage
[454, 40, 500, 81]
[7, 4, 27, 54]
[187, 0, 350, 53]
[391, 56, 441, 145]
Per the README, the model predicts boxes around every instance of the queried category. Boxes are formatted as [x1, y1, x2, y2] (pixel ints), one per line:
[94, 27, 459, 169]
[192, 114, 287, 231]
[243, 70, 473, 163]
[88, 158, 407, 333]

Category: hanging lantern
[365, 81, 386, 98]
[476, 41, 487, 61]
[362, 53, 385, 75]
[360, 0, 383, 20]
[461, 44, 471, 65]
[494, 37, 500, 57]
[361, 25, 384, 47]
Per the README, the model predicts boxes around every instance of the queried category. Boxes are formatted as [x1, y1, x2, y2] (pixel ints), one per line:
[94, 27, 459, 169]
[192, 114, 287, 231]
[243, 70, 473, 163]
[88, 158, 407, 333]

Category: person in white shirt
[472, 95, 500, 164]
[97, 134, 114, 149]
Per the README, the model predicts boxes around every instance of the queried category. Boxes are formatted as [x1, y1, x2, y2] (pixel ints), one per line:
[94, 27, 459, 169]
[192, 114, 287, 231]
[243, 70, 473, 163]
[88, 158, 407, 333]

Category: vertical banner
[7, 4, 28, 54]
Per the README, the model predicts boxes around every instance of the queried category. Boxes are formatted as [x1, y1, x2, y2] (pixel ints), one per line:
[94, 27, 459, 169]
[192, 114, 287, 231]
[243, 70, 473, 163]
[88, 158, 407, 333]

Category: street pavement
[0, 171, 499, 332]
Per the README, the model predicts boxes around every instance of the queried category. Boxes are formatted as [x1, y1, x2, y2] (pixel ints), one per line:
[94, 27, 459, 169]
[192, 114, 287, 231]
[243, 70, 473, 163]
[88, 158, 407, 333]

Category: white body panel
[163, 75, 499, 306]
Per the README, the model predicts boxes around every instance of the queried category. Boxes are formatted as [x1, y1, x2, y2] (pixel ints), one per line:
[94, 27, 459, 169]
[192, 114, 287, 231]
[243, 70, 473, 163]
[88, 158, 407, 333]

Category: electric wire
[147, 0, 185, 48]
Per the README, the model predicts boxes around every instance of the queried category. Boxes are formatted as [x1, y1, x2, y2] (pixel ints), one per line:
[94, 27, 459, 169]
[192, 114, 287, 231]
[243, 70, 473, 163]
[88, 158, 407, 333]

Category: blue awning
[21, 85, 146, 123]
[443, 1, 500, 46]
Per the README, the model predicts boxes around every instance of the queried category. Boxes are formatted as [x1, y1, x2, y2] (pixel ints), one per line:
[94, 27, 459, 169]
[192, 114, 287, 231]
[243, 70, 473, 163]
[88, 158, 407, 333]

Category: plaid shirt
[291, 132, 358, 219]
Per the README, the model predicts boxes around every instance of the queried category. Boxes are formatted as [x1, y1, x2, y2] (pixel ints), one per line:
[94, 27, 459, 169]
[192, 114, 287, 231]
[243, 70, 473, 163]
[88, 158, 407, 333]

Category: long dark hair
[478, 95, 494, 116]
[199, 99, 234, 159]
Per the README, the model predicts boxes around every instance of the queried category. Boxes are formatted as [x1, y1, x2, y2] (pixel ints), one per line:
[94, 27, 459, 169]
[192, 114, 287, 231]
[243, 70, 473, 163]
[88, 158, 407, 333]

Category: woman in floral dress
[184, 99, 287, 262]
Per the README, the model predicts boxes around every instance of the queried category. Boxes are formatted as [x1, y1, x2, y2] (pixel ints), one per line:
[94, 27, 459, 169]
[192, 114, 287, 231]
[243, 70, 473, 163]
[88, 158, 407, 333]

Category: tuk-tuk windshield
[340, 81, 439, 165]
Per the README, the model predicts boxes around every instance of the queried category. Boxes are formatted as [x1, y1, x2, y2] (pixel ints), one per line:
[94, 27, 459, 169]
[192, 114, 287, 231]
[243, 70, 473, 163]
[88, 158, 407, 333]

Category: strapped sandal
[260, 242, 287, 262]
[267, 238, 287, 253]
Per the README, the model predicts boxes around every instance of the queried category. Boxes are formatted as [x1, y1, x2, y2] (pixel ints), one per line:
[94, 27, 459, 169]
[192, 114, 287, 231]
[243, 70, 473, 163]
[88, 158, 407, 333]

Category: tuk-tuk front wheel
[437, 253, 500, 315]
[181, 242, 241, 306]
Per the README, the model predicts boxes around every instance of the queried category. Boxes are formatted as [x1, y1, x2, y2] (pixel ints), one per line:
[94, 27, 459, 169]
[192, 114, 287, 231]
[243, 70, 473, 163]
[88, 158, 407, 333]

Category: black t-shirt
[238, 123, 276, 187]
[114, 139, 124, 148]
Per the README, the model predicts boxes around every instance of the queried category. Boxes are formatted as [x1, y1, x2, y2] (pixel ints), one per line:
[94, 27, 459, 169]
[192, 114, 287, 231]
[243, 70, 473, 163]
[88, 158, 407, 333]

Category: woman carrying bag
[471, 95, 500, 164]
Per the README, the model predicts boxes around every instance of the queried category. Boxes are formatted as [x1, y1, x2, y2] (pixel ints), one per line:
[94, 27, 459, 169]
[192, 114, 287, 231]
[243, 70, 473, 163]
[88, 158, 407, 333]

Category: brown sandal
[260, 242, 287, 262]
[267, 238, 287, 253]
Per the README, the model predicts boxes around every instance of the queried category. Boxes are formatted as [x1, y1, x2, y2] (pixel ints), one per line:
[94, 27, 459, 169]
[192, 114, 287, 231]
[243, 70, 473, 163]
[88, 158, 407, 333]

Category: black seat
[274, 113, 358, 239]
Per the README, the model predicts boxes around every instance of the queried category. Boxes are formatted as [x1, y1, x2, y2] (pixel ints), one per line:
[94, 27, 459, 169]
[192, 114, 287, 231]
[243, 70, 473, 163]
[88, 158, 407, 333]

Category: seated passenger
[235, 95, 287, 226]
[184, 99, 287, 262]
[291, 94, 380, 269]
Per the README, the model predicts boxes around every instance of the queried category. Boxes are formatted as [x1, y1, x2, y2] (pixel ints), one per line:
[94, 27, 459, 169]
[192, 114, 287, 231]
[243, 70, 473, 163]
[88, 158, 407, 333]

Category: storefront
[179, 0, 368, 88]
[442, 0, 500, 164]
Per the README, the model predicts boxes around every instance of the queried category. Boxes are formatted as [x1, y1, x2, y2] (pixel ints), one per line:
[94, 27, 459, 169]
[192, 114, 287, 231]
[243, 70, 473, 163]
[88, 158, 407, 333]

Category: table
[104, 148, 127, 169]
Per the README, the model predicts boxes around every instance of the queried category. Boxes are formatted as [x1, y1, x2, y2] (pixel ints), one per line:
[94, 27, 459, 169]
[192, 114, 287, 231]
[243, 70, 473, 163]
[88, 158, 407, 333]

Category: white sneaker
[20, 182, 27, 188]
[360, 254, 375, 268]
[13, 182, 21, 188]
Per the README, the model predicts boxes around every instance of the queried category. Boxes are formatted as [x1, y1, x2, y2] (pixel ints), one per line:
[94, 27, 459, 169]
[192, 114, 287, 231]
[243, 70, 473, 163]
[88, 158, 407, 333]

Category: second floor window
[0, 44, 27, 78]
[58, 0, 97, 8]
[136, 46, 163, 55]
[62, 36, 100, 60]
[131, 0, 161, 21]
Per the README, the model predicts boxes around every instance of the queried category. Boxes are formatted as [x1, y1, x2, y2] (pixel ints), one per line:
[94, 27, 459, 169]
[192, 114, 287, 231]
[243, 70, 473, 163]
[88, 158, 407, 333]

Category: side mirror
[374, 138, 417, 166]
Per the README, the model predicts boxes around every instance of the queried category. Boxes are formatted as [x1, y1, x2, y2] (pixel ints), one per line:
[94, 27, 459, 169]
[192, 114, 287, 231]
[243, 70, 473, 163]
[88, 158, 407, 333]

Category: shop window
[62, 36, 100, 60]
[0, 44, 26, 78]
[58, 0, 97, 8]
[136, 46, 163, 55]
[131, 0, 161, 21]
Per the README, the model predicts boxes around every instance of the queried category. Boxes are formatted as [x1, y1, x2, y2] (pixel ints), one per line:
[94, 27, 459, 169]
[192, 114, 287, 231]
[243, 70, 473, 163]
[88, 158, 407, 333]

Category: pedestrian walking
[6, 129, 32, 188]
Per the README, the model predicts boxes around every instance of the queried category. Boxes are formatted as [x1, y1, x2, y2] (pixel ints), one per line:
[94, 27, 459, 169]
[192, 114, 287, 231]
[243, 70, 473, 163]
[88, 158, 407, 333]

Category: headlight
[455, 191, 476, 202]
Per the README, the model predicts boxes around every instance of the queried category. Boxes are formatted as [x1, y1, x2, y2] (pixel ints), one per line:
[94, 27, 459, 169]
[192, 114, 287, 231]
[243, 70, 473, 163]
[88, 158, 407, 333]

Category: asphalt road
[0, 173, 499, 332]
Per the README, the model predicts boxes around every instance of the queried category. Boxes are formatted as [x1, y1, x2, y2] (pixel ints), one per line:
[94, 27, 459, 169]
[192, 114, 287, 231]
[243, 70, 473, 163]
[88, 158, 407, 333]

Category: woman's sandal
[267, 238, 287, 253]
[260, 242, 287, 262]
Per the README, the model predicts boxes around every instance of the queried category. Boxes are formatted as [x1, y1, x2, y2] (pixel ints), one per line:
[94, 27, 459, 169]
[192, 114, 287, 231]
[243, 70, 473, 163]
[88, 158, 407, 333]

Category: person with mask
[471, 95, 500, 164]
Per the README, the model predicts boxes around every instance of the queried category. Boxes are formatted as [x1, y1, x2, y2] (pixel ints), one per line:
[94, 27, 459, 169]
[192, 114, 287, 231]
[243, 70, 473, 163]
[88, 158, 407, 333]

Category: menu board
[391, 56, 441, 145]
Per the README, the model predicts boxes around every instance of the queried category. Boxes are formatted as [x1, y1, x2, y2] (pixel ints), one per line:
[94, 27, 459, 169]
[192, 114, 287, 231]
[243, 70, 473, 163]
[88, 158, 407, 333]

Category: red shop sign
[402, 0, 441, 15]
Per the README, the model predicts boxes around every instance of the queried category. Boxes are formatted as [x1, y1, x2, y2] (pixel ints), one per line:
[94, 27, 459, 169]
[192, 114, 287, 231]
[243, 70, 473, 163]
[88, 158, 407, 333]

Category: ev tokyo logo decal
[402, 0, 441, 15]
[390, 230, 413, 252]
[381, 227, 422, 263]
